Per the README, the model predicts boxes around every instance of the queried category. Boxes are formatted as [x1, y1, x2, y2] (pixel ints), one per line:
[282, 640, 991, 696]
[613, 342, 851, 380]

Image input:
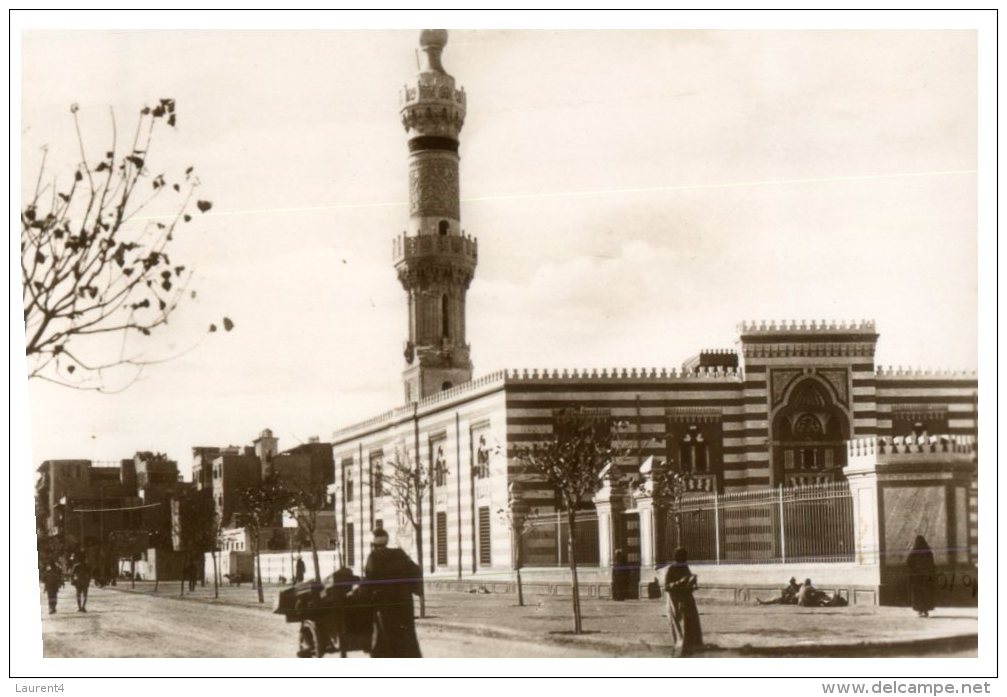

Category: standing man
[294, 555, 306, 584]
[362, 529, 422, 658]
[70, 554, 92, 613]
[41, 563, 64, 614]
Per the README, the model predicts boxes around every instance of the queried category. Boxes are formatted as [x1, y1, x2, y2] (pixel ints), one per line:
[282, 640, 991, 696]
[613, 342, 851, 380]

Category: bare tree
[383, 447, 429, 618]
[21, 99, 230, 391]
[513, 408, 628, 634]
[235, 475, 286, 604]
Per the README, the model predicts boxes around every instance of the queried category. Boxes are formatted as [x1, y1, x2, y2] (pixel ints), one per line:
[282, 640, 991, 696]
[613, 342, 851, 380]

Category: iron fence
[520, 511, 600, 567]
[670, 481, 854, 564]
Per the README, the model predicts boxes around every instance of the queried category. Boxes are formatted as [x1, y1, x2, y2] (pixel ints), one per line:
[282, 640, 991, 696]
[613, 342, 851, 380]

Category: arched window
[679, 426, 708, 474]
[441, 381, 452, 391]
[438, 220, 449, 236]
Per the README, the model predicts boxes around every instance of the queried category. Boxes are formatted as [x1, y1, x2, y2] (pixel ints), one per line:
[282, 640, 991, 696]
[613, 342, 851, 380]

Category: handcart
[274, 568, 373, 658]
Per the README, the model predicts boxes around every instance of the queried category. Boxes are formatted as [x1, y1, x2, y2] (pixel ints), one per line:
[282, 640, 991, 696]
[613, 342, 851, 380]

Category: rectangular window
[346, 523, 355, 567]
[473, 430, 491, 479]
[478, 507, 491, 567]
[346, 475, 354, 503]
[436, 512, 448, 567]
[430, 438, 447, 488]
[370, 451, 384, 497]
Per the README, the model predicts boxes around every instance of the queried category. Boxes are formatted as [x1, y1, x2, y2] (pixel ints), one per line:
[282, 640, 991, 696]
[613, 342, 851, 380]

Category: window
[436, 512, 448, 567]
[474, 434, 491, 479]
[346, 475, 354, 503]
[679, 426, 708, 474]
[430, 441, 447, 489]
[374, 519, 383, 531]
[346, 523, 355, 567]
[478, 507, 491, 567]
[438, 220, 449, 235]
[370, 451, 384, 497]
[441, 381, 452, 391]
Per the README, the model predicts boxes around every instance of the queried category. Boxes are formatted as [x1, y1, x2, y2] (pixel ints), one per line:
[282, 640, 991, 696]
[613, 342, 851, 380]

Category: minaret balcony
[393, 232, 478, 268]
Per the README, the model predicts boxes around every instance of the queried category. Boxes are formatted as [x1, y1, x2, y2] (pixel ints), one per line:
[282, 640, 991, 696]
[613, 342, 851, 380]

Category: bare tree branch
[20, 99, 228, 391]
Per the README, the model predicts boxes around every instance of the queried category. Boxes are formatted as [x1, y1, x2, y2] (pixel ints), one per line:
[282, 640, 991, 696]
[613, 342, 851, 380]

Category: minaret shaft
[394, 30, 477, 402]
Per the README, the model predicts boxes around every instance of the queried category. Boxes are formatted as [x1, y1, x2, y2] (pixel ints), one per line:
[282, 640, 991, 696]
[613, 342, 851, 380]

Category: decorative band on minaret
[394, 30, 477, 402]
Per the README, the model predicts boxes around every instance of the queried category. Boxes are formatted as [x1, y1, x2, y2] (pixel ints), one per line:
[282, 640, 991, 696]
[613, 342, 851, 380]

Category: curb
[102, 585, 976, 657]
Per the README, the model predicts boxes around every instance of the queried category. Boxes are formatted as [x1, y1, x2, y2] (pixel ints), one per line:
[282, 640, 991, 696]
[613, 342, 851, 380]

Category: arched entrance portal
[770, 378, 850, 486]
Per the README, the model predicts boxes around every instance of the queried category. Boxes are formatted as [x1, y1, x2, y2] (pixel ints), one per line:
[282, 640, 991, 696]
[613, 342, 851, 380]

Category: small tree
[383, 448, 429, 618]
[21, 100, 229, 391]
[235, 475, 286, 604]
[513, 408, 629, 634]
[172, 489, 219, 597]
[497, 483, 533, 607]
[278, 475, 330, 583]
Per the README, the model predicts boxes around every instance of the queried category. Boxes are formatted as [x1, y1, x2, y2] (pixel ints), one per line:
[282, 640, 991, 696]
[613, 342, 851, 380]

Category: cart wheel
[297, 621, 323, 658]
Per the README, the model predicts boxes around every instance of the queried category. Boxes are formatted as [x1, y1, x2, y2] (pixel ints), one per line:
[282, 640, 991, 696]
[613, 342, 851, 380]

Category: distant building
[35, 454, 181, 566]
[192, 429, 334, 537]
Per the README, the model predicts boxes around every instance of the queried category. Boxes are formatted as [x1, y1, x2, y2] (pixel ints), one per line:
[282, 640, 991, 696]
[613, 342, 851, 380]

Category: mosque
[330, 31, 978, 605]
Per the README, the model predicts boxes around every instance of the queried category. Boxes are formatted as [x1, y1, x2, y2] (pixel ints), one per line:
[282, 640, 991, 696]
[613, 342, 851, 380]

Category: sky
[17, 26, 981, 477]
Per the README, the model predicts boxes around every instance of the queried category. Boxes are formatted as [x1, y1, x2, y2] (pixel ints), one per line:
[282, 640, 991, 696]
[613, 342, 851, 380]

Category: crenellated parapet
[501, 366, 744, 381]
[875, 366, 978, 380]
[738, 319, 877, 334]
[738, 319, 878, 360]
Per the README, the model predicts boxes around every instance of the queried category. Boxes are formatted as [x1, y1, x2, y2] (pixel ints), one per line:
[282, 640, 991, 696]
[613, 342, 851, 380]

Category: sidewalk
[109, 581, 978, 657]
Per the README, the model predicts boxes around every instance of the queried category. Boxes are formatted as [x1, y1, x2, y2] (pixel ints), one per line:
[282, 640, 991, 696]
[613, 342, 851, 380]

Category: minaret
[394, 30, 478, 402]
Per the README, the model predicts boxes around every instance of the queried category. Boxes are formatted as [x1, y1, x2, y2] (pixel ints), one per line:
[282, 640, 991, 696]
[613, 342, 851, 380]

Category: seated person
[758, 577, 801, 605]
[797, 578, 830, 607]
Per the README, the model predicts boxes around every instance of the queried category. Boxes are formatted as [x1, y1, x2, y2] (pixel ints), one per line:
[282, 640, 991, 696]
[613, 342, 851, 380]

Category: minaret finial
[418, 29, 448, 73]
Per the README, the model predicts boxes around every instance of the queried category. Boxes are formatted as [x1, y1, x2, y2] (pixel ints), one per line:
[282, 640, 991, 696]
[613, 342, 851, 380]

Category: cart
[274, 569, 373, 658]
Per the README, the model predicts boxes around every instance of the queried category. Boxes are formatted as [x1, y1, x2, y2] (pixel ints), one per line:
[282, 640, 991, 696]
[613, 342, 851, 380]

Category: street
[39, 586, 610, 658]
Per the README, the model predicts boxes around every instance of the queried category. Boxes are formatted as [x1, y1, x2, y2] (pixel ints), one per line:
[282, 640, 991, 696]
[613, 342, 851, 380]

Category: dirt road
[40, 586, 609, 658]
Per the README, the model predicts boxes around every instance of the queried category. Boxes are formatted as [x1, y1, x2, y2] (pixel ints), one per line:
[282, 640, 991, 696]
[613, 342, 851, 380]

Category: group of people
[40, 553, 93, 614]
[757, 577, 848, 607]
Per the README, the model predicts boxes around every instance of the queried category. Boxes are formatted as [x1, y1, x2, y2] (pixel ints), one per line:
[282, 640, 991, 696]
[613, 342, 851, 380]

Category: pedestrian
[362, 528, 422, 658]
[294, 555, 306, 584]
[611, 548, 626, 601]
[41, 563, 63, 614]
[906, 535, 936, 618]
[70, 555, 92, 613]
[660, 547, 703, 657]
[187, 559, 198, 592]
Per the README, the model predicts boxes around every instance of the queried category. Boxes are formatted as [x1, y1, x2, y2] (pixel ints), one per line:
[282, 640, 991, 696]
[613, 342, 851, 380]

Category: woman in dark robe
[906, 535, 936, 617]
[661, 547, 703, 656]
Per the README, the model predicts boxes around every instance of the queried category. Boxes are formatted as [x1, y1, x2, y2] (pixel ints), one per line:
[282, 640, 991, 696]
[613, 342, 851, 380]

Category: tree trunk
[306, 527, 321, 583]
[567, 510, 582, 635]
[153, 560, 160, 593]
[130, 557, 135, 589]
[514, 522, 525, 607]
[414, 522, 426, 618]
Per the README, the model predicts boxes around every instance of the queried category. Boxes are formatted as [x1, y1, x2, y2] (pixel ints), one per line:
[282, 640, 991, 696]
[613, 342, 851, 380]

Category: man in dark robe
[363, 529, 422, 658]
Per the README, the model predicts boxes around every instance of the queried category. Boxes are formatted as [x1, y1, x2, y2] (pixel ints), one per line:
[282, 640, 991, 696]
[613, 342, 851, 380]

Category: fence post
[778, 485, 786, 564]
[713, 489, 721, 565]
